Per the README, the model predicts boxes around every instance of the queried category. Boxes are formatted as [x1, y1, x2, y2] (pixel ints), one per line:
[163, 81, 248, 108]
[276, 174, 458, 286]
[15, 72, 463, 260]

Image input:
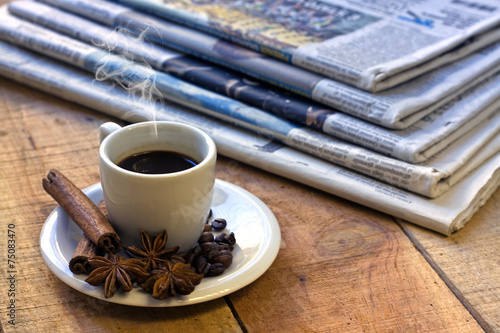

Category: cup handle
[99, 122, 123, 144]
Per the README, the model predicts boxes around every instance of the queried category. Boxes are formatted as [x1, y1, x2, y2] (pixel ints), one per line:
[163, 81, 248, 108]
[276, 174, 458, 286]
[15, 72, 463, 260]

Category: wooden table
[1, 3, 499, 333]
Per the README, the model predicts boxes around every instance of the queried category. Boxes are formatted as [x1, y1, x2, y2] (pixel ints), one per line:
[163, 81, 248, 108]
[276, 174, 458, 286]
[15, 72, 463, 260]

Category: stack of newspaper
[1, 0, 500, 235]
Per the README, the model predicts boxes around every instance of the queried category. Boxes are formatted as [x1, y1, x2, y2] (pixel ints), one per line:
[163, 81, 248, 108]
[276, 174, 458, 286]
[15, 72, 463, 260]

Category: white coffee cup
[99, 121, 217, 252]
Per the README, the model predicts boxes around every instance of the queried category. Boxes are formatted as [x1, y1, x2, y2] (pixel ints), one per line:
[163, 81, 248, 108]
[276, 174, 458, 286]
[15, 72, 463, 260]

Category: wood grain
[216, 161, 483, 332]
[0, 0, 499, 330]
[400, 188, 500, 333]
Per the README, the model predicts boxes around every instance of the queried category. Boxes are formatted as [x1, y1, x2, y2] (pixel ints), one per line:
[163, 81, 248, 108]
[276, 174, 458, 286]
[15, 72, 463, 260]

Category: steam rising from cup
[91, 27, 163, 137]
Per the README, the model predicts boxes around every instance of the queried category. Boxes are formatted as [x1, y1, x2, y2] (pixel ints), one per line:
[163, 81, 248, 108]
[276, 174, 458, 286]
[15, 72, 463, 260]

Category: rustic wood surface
[0, 1, 499, 331]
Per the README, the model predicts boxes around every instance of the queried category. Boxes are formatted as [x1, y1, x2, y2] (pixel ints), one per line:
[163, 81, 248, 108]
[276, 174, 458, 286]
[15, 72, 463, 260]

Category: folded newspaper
[110, 0, 500, 93]
[1, 40, 499, 236]
[2, 11, 500, 199]
[37, 0, 500, 130]
[9, 0, 500, 165]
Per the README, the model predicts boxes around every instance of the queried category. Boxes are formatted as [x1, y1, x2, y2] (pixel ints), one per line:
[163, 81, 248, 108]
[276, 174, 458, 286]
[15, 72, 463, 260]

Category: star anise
[123, 230, 180, 272]
[85, 253, 150, 298]
[140, 261, 204, 300]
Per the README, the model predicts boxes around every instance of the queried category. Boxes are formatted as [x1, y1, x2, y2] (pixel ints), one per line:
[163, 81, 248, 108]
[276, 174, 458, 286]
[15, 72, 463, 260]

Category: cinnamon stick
[69, 201, 109, 274]
[69, 234, 102, 274]
[43, 169, 121, 254]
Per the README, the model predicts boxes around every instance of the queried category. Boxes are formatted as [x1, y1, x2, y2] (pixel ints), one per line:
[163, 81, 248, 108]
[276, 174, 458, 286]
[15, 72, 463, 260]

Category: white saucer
[40, 179, 281, 307]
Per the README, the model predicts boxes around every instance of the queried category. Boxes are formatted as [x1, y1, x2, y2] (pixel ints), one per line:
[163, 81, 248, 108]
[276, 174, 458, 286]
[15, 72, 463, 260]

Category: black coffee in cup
[117, 150, 198, 174]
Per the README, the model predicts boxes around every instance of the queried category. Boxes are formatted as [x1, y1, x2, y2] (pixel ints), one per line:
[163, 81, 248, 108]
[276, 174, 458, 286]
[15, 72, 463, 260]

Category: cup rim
[99, 121, 216, 178]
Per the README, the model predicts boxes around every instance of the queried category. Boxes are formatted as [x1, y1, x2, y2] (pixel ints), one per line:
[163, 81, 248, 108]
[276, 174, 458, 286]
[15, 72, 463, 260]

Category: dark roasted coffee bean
[200, 242, 218, 254]
[211, 218, 227, 231]
[212, 250, 233, 268]
[192, 245, 202, 258]
[216, 232, 236, 245]
[215, 232, 227, 243]
[223, 232, 236, 245]
[198, 232, 214, 244]
[207, 262, 225, 276]
[194, 256, 210, 275]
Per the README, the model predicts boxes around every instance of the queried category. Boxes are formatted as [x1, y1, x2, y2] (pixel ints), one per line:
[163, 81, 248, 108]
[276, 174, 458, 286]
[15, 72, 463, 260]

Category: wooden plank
[216, 160, 484, 332]
[400, 188, 500, 333]
[0, 79, 242, 333]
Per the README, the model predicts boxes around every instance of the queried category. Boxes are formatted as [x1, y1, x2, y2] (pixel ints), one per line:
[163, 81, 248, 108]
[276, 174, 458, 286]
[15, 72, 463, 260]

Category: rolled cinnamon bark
[69, 234, 101, 274]
[43, 169, 121, 253]
[69, 200, 109, 274]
